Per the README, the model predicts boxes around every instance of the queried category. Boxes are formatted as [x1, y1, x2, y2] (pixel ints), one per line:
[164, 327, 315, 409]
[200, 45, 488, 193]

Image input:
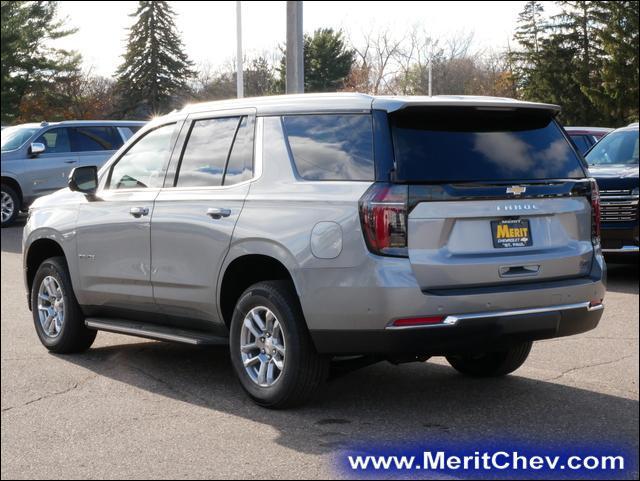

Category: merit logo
[496, 224, 529, 239]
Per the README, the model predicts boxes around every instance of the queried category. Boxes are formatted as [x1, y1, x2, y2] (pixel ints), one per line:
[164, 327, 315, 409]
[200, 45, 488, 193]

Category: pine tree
[278, 28, 355, 93]
[115, 1, 195, 117]
[1, 1, 80, 124]
[552, 1, 604, 124]
[509, 1, 547, 100]
[589, 1, 639, 124]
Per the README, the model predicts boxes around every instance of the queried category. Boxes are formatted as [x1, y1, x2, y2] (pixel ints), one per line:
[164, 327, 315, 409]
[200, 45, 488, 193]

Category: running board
[85, 318, 228, 346]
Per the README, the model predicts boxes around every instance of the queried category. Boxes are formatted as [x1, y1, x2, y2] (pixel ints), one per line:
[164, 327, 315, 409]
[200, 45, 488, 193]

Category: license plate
[491, 219, 533, 248]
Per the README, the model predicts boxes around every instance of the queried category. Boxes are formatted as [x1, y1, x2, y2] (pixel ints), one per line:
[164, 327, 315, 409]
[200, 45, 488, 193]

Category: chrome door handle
[129, 206, 149, 218]
[206, 207, 231, 219]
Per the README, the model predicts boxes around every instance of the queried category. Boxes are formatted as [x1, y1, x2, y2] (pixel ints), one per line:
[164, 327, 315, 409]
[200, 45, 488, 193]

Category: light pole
[236, 1, 243, 98]
[286, 1, 303, 94]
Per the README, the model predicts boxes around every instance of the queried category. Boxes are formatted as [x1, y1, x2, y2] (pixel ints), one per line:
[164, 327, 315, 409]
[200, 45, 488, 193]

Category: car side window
[108, 123, 175, 190]
[224, 116, 254, 186]
[34, 128, 71, 154]
[176, 116, 253, 188]
[570, 135, 591, 154]
[70, 126, 123, 152]
[282, 114, 374, 181]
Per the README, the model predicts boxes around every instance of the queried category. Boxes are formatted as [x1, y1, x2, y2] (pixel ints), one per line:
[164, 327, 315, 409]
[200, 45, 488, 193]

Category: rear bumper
[311, 302, 604, 355]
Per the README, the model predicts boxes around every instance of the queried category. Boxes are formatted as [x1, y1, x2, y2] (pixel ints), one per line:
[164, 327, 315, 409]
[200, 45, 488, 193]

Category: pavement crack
[545, 354, 635, 382]
[1, 374, 97, 414]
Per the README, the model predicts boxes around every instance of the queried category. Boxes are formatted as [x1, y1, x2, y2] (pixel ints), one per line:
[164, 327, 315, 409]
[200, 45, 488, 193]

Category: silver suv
[1, 120, 145, 226]
[23, 94, 606, 408]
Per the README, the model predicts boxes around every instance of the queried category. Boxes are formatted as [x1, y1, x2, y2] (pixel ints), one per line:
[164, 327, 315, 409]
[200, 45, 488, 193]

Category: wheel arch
[218, 241, 301, 330]
[1, 175, 23, 207]
[24, 237, 68, 310]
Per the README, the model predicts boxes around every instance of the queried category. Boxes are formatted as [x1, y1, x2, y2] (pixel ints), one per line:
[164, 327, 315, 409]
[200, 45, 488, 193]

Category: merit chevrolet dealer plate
[491, 219, 533, 248]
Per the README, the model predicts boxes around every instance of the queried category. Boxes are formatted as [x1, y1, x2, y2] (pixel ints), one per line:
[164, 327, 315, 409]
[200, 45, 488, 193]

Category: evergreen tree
[552, 1, 604, 123]
[279, 28, 355, 92]
[115, 1, 195, 117]
[1, 1, 80, 124]
[589, 1, 639, 124]
[509, 0, 547, 99]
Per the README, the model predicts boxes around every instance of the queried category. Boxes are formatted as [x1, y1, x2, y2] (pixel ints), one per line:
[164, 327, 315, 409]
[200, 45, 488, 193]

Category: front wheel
[229, 281, 329, 408]
[446, 341, 533, 377]
[31, 256, 96, 353]
[1, 184, 20, 227]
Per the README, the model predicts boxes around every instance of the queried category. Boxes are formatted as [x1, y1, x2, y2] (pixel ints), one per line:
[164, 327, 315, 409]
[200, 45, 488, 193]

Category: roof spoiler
[373, 97, 561, 116]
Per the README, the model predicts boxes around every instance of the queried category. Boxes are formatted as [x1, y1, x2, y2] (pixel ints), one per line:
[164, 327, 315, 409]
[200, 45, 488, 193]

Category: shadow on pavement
[61, 340, 639, 457]
[606, 261, 639, 295]
[0, 219, 25, 254]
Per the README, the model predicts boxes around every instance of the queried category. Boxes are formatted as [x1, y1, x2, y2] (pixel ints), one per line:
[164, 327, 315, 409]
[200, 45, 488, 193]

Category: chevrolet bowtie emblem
[506, 185, 527, 196]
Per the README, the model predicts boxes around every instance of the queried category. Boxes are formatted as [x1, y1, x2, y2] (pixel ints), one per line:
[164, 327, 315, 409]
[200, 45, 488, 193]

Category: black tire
[31, 256, 96, 353]
[1, 183, 20, 227]
[229, 281, 329, 409]
[446, 341, 533, 377]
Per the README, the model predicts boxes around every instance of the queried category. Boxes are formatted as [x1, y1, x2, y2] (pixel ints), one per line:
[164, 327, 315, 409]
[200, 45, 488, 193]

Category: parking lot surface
[1, 220, 638, 479]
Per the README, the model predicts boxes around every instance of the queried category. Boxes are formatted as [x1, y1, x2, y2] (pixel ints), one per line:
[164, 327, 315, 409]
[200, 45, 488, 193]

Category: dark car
[565, 126, 613, 155]
[586, 122, 639, 256]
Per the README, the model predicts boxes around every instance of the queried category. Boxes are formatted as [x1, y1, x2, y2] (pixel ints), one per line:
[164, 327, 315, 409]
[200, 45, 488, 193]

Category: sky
[54, 1, 556, 77]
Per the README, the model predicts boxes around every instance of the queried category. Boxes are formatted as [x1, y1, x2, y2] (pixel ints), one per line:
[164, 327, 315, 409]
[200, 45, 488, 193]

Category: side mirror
[29, 142, 46, 156]
[68, 166, 98, 194]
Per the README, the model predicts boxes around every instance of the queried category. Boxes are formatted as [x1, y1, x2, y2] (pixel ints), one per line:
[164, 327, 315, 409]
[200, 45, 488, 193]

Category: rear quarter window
[282, 114, 374, 181]
[391, 107, 586, 182]
[70, 126, 123, 152]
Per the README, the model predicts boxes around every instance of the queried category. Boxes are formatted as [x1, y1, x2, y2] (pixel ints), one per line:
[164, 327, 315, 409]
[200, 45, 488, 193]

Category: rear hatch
[391, 106, 595, 291]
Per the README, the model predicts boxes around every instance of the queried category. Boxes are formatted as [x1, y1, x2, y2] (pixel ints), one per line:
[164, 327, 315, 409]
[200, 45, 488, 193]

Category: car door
[69, 125, 125, 170]
[150, 110, 256, 326]
[74, 122, 179, 316]
[24, 127, 79, 196]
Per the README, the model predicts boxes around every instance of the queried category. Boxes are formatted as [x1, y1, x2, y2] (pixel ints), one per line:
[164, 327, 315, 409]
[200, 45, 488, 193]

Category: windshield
[585, 129, 639, 166]
[391, 107, 586, 182]
[1, 126, 40, 152]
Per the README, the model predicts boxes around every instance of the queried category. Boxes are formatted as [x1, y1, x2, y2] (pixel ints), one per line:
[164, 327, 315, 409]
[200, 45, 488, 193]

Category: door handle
[64, 160, 77, 164]
[206, 207, 231, 219]
[129, 206, 149, 218]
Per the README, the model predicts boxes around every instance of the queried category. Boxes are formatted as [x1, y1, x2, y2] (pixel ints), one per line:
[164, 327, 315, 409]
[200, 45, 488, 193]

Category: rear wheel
[229, 281, 329, 408]
[446, 341, 532, 377]
[1, 184, 20, 227]
[31, 256, 96, 353]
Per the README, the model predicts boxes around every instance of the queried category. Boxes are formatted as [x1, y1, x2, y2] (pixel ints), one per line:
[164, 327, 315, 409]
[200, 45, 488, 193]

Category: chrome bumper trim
[387, 301, 602, 330]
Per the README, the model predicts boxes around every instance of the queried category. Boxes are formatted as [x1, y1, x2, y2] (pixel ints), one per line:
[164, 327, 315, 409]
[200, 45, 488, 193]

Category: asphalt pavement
[1, 219, 638, 479]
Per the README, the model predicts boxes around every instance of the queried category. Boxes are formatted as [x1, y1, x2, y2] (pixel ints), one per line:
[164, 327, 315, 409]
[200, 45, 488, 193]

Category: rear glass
[391, 108, 586, 182]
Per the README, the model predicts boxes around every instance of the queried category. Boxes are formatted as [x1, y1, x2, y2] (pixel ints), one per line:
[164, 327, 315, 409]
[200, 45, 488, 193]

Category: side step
[85, 318, 228, 346]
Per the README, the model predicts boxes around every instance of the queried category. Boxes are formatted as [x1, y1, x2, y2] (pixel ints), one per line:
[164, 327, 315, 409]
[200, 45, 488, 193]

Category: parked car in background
[23, 94, 605, 408]
[1, 120, 145, 226]
[565, 126, 613, 155]
[585, 122, 639, 257]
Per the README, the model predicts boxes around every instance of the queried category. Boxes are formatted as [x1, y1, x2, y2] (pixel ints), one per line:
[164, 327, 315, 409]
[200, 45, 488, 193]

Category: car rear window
[391, 107, 586, 182]
[282, 114, 374, 181]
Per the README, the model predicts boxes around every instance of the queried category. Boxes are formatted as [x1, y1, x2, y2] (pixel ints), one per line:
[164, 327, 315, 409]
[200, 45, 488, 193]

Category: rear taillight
[589, 178, 601, 246]
[359, 183, 408, 257]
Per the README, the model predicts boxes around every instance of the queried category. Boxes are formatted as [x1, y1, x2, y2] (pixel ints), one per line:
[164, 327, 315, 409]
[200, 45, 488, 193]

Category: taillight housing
[359, 183, 408, 257]
[589, 178, 601, 246]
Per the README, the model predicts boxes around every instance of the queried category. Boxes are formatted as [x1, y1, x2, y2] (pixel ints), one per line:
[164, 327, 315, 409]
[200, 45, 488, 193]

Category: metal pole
[286, 1, 303, 94]
[236, 1, 243, 98]
[428, 53, 432, 97]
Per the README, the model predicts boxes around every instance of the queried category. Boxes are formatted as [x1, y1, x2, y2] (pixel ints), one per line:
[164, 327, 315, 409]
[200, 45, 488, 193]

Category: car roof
[612, 123, 639, 133]
[564, 126, 614, 134]
[181, 92, 561, 116]
[10, 120, 146, 129]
